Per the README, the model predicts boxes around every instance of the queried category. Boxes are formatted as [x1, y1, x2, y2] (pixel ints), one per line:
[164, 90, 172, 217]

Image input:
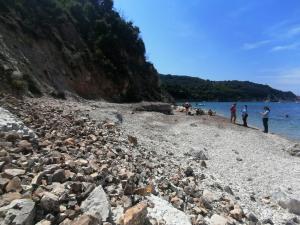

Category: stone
[5, 177, 22, 192]
[0, 192, 22, 207]
[202, 190, 217, 203]
[39, 140, 52, 148]
[80, 185, 111, 222]
[103, 122, 115, 129]
[128, 135, 138, 146]
[121, 196, 133, 209]
[0, 149, 8, 157]
[52, 169, 66, 183]
[224, 186, 234, 195]
[170, 196, 183, 209]
[18, 140, 32, 151]
[0, 177, 9, 190]
[200, 161, 207, 168]
[5, 131, 20, 142]
[40, 192, 60, 212]
[273, 193, 300, 215]
[60, 218, 72, 225]
[72, 214, 101, 225]
[119, 202, 147, 225]
[285, 218, 300, 225]
[4, 169, 26, 178]
[31, 172, 46, 186]
[69, 182, 83, 193]
[288, 144, 300, 157]
[147, 195, 192, 225]
[64, 138, 75, 146]
[134, 102, 173, 115]
[262, 218, 274, 224]
[35, 219, 52, 225]
[247, 213, 259, 222]
[0, 199, 35, 225]
[287, 199, 300, 216]
[229, 204, 244, 221]
[193, 150, 208, 160]
[209, 214, 229, 225]
[184, 166, 194, 177]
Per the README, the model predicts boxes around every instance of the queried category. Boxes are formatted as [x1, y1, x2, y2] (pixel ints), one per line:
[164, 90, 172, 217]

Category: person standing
[230, 103, 237, 123]
[242, 105, 248, 127]
[184, 102, 191, 115]
[261, 106, 270, 133]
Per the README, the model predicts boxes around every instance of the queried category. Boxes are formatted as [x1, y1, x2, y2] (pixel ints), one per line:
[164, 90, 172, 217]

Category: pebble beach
[0, 96, 299, 225]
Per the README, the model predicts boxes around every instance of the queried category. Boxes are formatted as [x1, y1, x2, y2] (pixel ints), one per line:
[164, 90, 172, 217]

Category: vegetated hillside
[0, 0, 163, 102]
[160, 74, 297, 102]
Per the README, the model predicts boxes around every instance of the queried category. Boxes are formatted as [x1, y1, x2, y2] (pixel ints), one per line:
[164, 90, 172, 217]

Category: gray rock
[80, 185, 111, 222]
[272, 192, 300, 215]
[72, 214, 101, 225]
[4, 169, 26, 178]
[192, 150, 208, 160]
[209, 214, 229, 225]
[134, 102, 173, 115]
[287, 199, 300, 216]
[288, 144, 300, 157]
[184, 166, 194, 177]
[0, 199, 35, 225]
[147, 195, 192, 225]
[40, 192, 60, 212]
[247, 213, 259, 222]
[224, 186, 234, 195]
[262, 218, 274, 225]
[52, 169, 66, 183]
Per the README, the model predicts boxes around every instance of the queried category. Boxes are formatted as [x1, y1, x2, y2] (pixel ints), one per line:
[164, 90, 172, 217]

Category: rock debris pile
[0, 96, 299, 225]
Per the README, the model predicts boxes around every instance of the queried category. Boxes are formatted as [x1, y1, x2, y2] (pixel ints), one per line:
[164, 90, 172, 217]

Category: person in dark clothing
[241, 105, 248, 127]
[261, 106, 270, 133]
[230, 103, 237, 123]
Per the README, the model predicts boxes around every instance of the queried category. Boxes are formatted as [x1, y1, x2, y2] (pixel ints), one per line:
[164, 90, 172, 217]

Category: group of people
[183, 102, 215, 116]
[230, 103, 270, 133]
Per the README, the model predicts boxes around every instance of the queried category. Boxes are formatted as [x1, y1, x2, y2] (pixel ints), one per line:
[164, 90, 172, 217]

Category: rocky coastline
[0, 95, 299, 225]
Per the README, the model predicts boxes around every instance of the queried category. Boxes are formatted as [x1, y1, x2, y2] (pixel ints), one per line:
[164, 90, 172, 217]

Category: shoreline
[183, 102, 300, 142]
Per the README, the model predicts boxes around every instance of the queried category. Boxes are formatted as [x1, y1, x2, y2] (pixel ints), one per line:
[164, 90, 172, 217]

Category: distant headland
[160, 74, 297, 102]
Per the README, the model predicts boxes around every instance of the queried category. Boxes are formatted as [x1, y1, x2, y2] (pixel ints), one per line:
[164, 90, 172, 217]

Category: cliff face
[0, 0, 162, 102]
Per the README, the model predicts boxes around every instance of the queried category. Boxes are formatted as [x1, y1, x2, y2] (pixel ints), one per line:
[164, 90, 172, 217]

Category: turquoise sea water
[188, 102, 300, 141]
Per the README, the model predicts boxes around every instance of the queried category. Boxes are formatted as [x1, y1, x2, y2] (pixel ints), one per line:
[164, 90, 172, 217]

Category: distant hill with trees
[160, 74, 297, 102]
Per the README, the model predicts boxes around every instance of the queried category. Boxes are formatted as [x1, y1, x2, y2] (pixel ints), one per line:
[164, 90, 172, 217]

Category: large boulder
[0, 199, 35, 225]
[147, 195, 192, 225]
[80, 185, 111, 222]
[133, 102, 173, 115]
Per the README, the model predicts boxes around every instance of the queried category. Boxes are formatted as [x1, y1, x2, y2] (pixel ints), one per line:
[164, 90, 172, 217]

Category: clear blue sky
[114, 0, 300, 95]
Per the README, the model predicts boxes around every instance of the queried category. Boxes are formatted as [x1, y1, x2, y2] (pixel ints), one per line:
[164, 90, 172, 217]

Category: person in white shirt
[261, 106, 270, 133]
[241, 105, 248, 127]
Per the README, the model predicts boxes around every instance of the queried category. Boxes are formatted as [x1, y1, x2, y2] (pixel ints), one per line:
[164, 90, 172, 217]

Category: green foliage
[160, 74, 297, 102]
[0, 0, 160, 101]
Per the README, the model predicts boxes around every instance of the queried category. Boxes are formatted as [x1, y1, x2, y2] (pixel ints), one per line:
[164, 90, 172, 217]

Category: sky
[114, 0, 300, 95]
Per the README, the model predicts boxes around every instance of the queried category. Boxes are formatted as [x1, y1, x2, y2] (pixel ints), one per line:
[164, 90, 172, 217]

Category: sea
[188, 102, 300, 141]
